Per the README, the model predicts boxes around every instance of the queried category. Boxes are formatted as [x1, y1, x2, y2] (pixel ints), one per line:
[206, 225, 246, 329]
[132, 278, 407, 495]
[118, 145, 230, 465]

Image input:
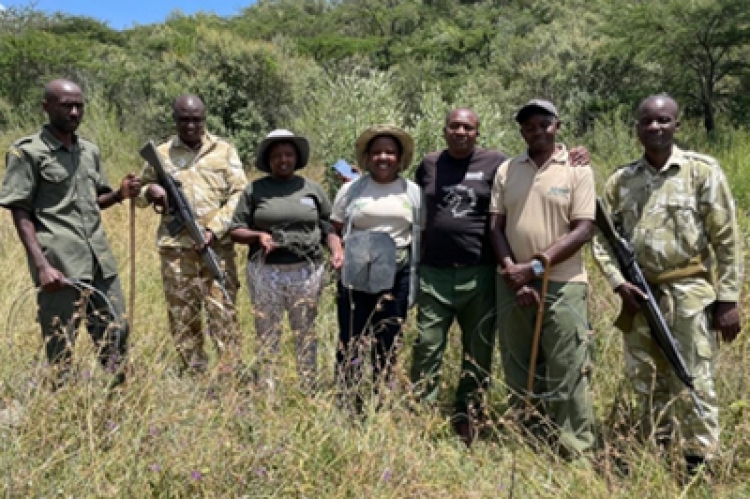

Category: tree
[601, 0, 750, 133]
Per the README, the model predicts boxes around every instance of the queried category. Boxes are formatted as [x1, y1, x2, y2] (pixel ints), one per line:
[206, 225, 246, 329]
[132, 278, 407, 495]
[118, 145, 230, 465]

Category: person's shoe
[453, 419, 474, 448]
[685, 454, 710, 477]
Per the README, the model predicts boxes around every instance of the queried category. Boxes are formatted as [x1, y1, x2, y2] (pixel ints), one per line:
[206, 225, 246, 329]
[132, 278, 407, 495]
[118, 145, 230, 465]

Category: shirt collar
[40, 125, 79, 152]
[635, 145, 687, 172]
[171, 131, 216, 153]
[518, 144, 569, 168]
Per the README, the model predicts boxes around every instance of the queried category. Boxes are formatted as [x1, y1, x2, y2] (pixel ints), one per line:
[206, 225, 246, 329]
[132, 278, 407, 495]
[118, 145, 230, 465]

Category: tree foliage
[1, 0, 749, 158]
[600, 0, 750, 133]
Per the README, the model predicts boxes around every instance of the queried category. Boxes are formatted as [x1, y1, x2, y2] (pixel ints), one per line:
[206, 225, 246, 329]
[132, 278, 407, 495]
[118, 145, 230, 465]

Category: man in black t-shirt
[410, 108, 505, 446]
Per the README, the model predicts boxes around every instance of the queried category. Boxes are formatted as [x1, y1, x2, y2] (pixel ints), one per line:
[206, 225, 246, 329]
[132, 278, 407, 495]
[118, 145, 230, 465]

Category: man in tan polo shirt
[489, 99, 596, 458]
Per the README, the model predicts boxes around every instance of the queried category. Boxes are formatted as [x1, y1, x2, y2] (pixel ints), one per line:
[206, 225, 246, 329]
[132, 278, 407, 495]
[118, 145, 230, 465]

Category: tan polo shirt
[489, 145, 595, 283]
[137, 132, 248, 249]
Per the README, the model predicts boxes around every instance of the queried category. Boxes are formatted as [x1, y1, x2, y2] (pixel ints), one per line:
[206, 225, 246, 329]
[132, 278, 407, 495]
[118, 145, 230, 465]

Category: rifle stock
[595, 197, 704, 417]
[139, 140, 231, 302]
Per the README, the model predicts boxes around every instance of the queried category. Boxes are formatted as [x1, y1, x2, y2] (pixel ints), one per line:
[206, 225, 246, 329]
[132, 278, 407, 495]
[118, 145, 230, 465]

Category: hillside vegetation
[1, 1, 749, 497]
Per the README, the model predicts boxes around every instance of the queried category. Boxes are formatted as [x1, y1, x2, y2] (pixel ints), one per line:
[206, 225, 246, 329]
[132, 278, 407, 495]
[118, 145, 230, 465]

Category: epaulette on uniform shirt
[11, 136, 33, 148]
[682, 150, 719, 168]
[615, 159, 640, 174]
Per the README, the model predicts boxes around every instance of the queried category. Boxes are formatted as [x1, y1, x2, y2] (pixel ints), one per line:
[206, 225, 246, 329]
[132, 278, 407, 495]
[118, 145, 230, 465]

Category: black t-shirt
[415, 147, 507, 267]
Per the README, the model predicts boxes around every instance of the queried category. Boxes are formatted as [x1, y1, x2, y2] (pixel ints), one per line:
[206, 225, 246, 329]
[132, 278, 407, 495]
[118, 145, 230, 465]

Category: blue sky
[0, 1, 255, 30]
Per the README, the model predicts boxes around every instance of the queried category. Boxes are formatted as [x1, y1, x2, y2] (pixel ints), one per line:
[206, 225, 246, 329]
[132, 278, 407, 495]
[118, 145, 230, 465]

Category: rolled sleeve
[0, 149, 37, 212]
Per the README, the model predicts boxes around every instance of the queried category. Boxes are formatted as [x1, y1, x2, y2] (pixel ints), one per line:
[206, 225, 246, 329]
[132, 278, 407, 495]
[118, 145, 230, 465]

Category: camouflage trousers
[624, 287, 719, 458]
[246, 258, 325, 388]
[159, 246, 240, 373]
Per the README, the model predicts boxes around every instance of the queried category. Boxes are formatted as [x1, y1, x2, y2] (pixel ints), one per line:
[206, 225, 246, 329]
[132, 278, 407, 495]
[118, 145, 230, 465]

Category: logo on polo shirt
[548, 186, 570, 197]
[465, 171, 484, 181]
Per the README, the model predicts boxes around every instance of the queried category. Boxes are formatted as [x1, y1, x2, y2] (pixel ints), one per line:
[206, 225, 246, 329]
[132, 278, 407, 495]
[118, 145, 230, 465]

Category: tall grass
[1, 104, 749, 498]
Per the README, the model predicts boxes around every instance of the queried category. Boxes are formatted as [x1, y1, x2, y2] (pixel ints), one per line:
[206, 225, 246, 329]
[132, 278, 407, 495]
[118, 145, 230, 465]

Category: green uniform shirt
[230, 175, 332, 264]
[0, 125, 119, 284]
[592, 146, 743, 302]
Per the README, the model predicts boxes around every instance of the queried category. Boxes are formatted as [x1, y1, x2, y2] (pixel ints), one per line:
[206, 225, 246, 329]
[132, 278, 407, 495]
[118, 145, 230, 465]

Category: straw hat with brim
[515, 99, 559, 124]
[355, 124, 414, 172]
[256, 129, 310, 173]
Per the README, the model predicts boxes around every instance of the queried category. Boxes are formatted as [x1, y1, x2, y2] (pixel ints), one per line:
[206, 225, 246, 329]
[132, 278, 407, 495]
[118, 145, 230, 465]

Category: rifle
[139, 140, 231, 302]
[595, 197, 704, 417]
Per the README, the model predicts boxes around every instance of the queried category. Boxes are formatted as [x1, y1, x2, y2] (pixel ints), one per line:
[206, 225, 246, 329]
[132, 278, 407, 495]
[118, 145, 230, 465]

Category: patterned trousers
[159, 246, 240, 373]
[625, 305, 719, 458]
[246, 258, 325, 388]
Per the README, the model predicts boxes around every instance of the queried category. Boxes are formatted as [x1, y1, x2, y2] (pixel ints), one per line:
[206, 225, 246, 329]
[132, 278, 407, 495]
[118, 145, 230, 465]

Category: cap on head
[355, 124, 414, 171]
[515, 99, 559, 124]
[256, 129, 310, 173]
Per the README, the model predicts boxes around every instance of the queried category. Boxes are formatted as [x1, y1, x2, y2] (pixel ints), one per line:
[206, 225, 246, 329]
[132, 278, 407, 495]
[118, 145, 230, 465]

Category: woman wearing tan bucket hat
[330, 124, 422, 411]
[230, 129, 343, 391]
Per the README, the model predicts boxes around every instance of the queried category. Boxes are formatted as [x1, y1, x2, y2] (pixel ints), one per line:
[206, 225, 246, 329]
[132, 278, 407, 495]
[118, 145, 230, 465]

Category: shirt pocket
[36, 159, 72, 209]
[663, 195, 703, 261]
[618, 199, 641, 238]
[39, 159, 70, 183]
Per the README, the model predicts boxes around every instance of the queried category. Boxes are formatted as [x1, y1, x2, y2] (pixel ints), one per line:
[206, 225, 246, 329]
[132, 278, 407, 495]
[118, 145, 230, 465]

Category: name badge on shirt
[465, 171, 484, 181]
[300, 197, 316, 207]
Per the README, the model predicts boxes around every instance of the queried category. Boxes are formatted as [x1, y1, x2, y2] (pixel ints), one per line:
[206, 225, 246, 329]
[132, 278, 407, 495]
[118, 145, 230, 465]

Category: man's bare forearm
[11, 207, 50, 271]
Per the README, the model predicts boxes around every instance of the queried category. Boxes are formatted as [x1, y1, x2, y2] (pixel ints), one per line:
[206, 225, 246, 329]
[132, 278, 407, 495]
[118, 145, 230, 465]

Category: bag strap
[404, 178, 422, 308]
[342, 175, 370, 241]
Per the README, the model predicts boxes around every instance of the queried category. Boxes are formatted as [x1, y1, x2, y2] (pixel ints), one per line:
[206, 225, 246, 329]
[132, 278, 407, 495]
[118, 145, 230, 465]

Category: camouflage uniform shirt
[138, 132, 248, 248]
[593, 146, 742, 311]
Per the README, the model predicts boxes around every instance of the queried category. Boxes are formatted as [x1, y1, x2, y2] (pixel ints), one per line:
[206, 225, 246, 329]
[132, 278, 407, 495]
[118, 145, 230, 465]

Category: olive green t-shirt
[0, 126, 119, 284]
[230, 175, 332, 264]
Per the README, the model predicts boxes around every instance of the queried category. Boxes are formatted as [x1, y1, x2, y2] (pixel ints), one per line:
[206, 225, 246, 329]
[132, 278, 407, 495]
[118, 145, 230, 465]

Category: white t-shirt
[331, 177, 414, 248]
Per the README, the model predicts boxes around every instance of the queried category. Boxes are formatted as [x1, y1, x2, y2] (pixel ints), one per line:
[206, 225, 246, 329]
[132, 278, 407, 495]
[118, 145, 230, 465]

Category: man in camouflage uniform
[592, 94, 743, 473]
[138, 94, 248, 374]
[0, 79, 141, 386]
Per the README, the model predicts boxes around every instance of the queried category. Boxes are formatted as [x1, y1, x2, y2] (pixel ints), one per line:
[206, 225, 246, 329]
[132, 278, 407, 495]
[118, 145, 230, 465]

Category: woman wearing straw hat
[330, 124, 422, 411]
[230, 129, 343, 391]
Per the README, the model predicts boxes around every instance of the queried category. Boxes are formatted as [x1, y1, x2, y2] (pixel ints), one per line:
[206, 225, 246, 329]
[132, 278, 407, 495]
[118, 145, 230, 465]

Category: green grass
[1, 111, 749, 498]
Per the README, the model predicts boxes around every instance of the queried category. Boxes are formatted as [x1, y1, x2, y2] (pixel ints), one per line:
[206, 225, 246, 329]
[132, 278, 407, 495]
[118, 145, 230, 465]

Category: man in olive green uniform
[0, 79, 141, 386]
[138, 94, 247, 374]
[592, 94, 743, 473]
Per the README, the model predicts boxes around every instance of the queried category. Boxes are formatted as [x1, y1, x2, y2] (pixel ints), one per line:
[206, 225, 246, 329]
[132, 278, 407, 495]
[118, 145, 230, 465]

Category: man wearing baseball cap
[489, 99, 596, 458]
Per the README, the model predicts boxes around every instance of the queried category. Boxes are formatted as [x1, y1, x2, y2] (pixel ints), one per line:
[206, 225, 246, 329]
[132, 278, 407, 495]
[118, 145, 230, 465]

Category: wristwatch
[531, 258, 545, 277]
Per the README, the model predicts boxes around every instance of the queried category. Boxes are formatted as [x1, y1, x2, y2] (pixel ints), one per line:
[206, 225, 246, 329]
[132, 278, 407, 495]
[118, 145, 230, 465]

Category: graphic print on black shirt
[416, 148, 506, 267]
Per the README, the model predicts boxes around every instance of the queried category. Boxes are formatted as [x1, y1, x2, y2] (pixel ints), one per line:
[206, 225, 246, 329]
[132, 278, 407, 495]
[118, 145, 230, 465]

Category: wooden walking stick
[129, 198, 136, 332]
[526, 253, 552, 400]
